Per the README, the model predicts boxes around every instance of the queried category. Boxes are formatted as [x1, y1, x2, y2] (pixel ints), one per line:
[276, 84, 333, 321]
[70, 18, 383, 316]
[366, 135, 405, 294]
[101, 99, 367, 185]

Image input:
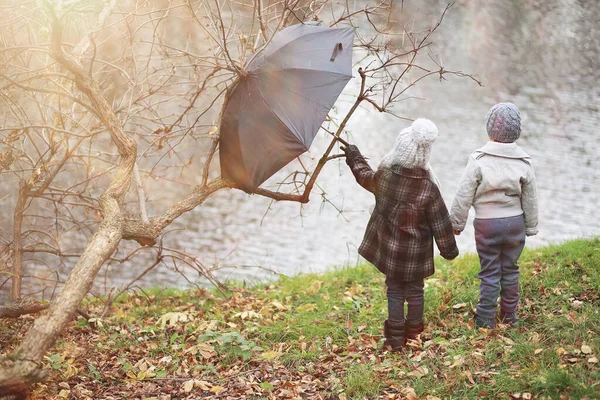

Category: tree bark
[0, 302, 48, 319]
[122, 178, 230, 245]
[10, 181, 27, 301]
[15, 204, 123, 362]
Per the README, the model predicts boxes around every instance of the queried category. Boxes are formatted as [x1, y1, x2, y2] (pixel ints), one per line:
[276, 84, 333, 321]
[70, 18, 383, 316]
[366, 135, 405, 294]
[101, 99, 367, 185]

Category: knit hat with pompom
[379, 118, 439, 169]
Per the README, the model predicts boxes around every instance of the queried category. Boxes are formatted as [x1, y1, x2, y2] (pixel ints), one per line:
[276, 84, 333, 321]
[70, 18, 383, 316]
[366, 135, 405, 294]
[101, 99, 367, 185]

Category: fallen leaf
[157, 312, 191, 329]
[235, 310, 262, 320]
[452, 303, 467, 309]
[270, 301, 287, 311]
[402, 387, 418, 400]
[306, 280, 323, 294]
[296, 303, 317, 312]
[534, 348, 543, 355]
[588, 357, 598, 364]
[581, 344, 593, 354]
[571, 299, 583, 309]
[210, 385, 225, 393]
[182, 379, 211, 392]
[185, 343, 215, 359]
[194, 380, 211, 390]
[194, 320, 219, 331]
[183, 380, 194, 393]
[556, 347, 566, 355]
[88, 317, 103, 328]
[463, 370, 475, 385]
[566, 312, 579, 323]
[407, 366, 429, 378]
[450, 355, 464, 369]
[522, 393, 532, 400]
[260, 351, 282, 361]
[500, 336, 515, 346]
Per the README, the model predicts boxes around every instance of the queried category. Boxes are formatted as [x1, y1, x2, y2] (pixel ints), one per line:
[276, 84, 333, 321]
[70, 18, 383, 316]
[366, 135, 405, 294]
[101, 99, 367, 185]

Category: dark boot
[474, 313, 496, 329]
[384, 320, 406, 351]
[405, 320, 424, 340]
[498, 310, 518, 325]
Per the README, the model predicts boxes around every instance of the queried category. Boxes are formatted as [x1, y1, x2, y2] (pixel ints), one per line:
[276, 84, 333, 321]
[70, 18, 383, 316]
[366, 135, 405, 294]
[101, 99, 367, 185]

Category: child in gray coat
[450, 103, 539, 328]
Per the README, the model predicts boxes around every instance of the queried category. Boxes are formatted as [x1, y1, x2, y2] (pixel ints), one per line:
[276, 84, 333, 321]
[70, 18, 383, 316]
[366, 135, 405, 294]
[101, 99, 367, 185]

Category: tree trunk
[10, 181, 27, 302]
[17, 197, 123, 362]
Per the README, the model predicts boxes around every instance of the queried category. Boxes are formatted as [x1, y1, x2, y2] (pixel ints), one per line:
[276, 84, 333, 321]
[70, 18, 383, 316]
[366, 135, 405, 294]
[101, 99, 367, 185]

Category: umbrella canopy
[219, 24, 355, 192]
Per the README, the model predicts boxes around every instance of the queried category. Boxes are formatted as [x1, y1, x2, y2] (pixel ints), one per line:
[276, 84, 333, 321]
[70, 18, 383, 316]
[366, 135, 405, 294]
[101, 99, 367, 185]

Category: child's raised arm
[343, 144, 379, 194]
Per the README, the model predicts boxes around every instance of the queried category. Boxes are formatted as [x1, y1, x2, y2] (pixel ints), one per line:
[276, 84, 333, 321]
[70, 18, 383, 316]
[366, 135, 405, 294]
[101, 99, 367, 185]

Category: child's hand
[453, 229, 461, 236]
[340, 144, 359, 156]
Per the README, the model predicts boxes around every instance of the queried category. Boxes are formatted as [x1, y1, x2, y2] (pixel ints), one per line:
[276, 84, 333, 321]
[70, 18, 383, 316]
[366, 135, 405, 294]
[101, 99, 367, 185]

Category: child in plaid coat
[342, 119, 458, 350]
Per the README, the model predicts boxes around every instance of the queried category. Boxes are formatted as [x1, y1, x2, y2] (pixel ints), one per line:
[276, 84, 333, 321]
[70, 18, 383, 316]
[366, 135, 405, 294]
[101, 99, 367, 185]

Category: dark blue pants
[385, 277, 425, 325]
[474, 215, 526, 328]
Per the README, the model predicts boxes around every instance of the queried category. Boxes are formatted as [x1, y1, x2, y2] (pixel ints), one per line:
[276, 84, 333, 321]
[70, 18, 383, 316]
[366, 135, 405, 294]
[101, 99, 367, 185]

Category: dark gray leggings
[474, 215, 526, 326]
[385, 277, 425, 325]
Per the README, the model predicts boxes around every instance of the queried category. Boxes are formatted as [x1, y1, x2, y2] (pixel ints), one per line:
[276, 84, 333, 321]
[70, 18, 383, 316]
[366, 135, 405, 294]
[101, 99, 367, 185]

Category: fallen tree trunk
[0, 302, 48, 319]
[0, 302, 91, 320]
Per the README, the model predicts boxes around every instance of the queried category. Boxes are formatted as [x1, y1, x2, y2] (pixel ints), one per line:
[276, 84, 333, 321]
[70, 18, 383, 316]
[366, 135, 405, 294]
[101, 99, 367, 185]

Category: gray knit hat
[379, 118, 438, 169]
[486, 102, 521, 143]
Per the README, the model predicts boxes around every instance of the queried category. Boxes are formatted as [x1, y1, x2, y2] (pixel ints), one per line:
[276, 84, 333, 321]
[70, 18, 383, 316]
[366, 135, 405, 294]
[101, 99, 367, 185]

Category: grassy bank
[2, 238, 599, 399]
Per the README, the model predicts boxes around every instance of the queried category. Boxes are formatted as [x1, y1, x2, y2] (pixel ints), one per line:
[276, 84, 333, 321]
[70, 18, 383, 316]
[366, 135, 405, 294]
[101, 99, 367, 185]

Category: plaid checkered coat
[346, 147, 459, 282]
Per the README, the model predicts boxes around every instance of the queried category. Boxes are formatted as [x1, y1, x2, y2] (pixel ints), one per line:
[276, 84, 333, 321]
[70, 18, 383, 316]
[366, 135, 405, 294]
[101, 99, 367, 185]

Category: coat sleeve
[427, 187, 459, 260]
[450, 155, 481, 232]
[346, 148, 378, 194]
[521, 164, 539, 236]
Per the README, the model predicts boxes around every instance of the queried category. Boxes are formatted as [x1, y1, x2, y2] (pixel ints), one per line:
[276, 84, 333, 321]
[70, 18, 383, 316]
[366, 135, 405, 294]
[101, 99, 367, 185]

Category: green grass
[345, 362, 384, 399]
[2, 238, 599, 399]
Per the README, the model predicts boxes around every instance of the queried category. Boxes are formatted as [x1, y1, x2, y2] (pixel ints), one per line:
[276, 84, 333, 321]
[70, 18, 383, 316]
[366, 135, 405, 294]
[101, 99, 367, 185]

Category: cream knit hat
[379, 118, 439, 170]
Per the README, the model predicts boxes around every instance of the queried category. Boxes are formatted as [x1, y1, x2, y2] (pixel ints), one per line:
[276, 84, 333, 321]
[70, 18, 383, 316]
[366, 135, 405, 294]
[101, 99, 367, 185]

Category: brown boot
[384, 320, 406, 351]
[405, 320, 424, 340]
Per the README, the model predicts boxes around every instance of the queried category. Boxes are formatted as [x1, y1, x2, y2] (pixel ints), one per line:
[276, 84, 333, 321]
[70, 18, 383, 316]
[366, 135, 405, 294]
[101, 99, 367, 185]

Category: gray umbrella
[219, 23, 355, 192]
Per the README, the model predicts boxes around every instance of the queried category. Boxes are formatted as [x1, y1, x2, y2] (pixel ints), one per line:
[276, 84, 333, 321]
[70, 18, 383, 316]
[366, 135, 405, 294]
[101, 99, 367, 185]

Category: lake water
[6, 0, 600, 297]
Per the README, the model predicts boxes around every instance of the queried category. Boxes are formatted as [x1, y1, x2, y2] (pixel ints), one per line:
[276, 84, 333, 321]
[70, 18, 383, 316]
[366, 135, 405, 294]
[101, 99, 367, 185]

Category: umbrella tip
[239, 69, 249, 79]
